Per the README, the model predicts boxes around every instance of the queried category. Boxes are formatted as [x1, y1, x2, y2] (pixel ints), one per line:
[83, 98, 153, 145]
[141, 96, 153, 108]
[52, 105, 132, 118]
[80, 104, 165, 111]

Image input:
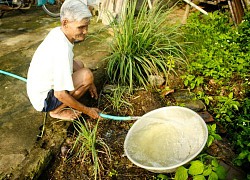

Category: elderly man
[27, 0, 101, 120]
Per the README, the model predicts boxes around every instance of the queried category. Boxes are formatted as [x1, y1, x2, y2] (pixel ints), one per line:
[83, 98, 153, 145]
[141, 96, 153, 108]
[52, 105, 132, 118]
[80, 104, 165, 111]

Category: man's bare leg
[49, 67, 94, 120]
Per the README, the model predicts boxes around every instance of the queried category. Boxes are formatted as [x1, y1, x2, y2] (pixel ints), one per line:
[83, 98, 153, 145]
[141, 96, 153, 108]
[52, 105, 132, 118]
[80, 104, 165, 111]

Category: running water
[125, 117, 205, 167]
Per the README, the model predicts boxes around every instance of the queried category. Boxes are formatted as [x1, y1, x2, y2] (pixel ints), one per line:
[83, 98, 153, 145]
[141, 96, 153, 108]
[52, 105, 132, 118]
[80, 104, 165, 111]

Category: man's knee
[73, 60, 84, 72]
[72, 68, 94, 98]
[82, 68, 94, 83]
[73, 68, 94, 86]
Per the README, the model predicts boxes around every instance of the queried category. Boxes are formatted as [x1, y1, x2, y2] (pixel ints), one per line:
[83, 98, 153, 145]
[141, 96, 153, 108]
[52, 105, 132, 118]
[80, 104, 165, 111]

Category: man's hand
[89, 84, 98, 100]
[86, 107, 101, 119]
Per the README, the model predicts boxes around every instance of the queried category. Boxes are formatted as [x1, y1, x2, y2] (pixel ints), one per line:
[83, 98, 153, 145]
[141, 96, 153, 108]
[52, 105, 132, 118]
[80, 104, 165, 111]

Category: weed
[108, 169, 118, 178]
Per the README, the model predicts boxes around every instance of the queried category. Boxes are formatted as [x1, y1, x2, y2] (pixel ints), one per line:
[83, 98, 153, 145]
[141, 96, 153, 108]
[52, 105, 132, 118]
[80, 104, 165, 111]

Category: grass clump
[71, 119, 110, 180]
[102, 85, 133, 115]
[106, 0, 186, 91]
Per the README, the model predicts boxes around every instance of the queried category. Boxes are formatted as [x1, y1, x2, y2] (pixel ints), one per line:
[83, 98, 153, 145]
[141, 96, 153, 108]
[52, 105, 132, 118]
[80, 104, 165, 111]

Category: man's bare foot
[49, 109, 81, 120]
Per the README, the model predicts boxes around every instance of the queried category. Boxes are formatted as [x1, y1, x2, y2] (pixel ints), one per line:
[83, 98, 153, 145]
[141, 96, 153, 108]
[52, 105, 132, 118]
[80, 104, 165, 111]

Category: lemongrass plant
[71, 119, 110, 180]
[104, 85, 133, 114]
[105, 0, 186, 91]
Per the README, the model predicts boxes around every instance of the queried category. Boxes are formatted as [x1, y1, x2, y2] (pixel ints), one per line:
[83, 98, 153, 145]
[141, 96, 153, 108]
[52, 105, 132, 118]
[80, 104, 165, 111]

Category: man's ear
[62, 19, 69, 28]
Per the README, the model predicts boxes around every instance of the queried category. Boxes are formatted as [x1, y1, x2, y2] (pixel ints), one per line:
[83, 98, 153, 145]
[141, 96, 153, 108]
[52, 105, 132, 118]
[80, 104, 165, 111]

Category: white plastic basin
[124, 106, 208, 173]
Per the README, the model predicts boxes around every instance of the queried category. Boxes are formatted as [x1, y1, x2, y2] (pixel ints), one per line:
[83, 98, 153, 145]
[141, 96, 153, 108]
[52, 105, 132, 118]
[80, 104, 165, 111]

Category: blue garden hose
[0, 70, 27, 82]
[0, 70, 137, 121]
[99, 113, 138, 121]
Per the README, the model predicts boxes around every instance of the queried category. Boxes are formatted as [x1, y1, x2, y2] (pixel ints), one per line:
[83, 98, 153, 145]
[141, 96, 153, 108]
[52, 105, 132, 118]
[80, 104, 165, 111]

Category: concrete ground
[0, 7, 109, 179]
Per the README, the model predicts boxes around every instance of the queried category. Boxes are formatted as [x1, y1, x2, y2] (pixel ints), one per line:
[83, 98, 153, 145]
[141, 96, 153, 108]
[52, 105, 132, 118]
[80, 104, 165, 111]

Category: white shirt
[27, 27, 74, 111]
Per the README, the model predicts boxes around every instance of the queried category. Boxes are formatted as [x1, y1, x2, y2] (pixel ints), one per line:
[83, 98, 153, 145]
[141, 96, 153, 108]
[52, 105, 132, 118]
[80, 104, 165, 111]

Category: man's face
[64, 19, 90, 43]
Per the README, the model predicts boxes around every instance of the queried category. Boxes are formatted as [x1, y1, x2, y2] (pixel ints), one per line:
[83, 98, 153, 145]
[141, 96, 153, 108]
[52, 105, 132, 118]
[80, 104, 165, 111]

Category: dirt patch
[38, 76, 247, 179]
[38, 90, 169, 180]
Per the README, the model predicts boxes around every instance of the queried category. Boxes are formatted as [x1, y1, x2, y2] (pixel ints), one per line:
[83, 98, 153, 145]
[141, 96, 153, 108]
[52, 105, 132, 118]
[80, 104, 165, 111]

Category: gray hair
[60, 0, 92, 22]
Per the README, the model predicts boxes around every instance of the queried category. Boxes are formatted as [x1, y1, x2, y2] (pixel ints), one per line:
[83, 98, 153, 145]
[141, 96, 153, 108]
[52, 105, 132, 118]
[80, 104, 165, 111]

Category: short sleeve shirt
[27, 27, 74, 111]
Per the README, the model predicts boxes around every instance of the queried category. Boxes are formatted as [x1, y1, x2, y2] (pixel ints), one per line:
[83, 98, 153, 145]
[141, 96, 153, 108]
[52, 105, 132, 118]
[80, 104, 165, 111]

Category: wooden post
[148, 0, 152, 9]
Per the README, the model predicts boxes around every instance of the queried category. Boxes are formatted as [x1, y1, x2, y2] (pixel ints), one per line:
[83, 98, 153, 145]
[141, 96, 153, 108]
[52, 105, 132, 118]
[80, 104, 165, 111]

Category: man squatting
[27, 0, 101, 120]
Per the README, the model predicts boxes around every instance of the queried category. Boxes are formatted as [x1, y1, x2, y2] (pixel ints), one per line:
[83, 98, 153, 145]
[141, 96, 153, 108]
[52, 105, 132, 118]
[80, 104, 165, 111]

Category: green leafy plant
[207, 124, 222, 147]
[234, 150, 250, 167]
[105, 0, 186, 91]
[175, 155, 227, 180]
[181, 10, 250, 174]
[214, 92, 240, 124]
[231, 98, 250, 167]
[156, 173, 170, 180]
[108, 169, 118, 178]
[71, 119, 110, 180]
[182, 74, 204, 90]
[182, 11, 249, 87]
[196, 91, 213, 106]
[237, 11, 250, 53]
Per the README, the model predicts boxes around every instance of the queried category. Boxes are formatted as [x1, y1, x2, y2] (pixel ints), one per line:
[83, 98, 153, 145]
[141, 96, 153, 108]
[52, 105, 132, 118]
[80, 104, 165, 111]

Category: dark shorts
[42, 89, 63, 112]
